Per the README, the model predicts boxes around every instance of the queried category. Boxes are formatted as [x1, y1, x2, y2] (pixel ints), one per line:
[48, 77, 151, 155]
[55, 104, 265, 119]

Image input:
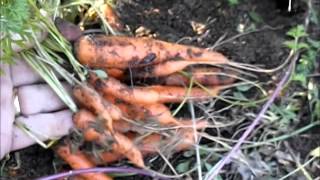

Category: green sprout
[284, 25, 309, 53]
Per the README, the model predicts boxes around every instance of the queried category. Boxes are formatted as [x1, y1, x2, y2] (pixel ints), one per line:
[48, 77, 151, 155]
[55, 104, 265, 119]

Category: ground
[1, 0, 319, 179]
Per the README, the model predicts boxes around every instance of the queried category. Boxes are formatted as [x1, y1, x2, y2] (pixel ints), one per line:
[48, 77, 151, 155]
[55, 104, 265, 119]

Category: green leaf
[236, 84, 253, 92]
[292, 73, 307, 86]
[176, 161, 190, 173]
[297, 42, 310, 50]
[183, 150, 194, 157]
[286, 25, 308, 38]
[249, 11, 263, 23]
[284, 40, 296, 50]
[307, 38, 320, 49]
[233, 92, 248, 101]
[204, 162, 213, 171]
[92, 69, 108, 79]
[310, 147, 320, 157]
[228, 0, 239, 6]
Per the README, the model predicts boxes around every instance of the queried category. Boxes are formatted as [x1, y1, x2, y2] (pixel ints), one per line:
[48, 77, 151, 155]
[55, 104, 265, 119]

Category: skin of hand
[0, 60, 73, 159]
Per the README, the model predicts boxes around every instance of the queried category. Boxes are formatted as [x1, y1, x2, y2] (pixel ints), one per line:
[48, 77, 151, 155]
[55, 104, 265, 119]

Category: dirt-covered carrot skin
[73, 109, 145, 167]
[104, 68, 125, 79]
[55, 144, 112, 180]
[75, 34, 229, 69]
[101, 4, 124, 31]
[142, 103, 181, 126]
[128, 60, 230, 78]
[103, 95, 147, 120]
[104, 94, 209, 128]
[151, 67, 236, 85]
[74, 108, 147, 134]
[112, 132, 145, 167]
[89, 74, 221, 105]
[145, 85, 221, 103]
[91, 129, 197, 165]
[73, 84, 122, 131]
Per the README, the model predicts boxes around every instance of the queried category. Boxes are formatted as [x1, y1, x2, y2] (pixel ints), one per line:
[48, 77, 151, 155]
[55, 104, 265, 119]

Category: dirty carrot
[55, 143, 112, 180]
[105, 68, 125, 79]
[103, 95, 146, 120]
[90, 74, 222, 105]
[142, 103, 181, 126]
[106, 95, 181, 126]
[73, 109, 145, 167]
[101, 3, 124, 31]
[112, 132, 145, 167]
[92, 129, 197, 165]
[145, 85, 221, 103]
[73, 84, 122, 131]
[162, 67, 236, 86]
[75, 34, 229, 69]
[89, 150, 124, 165]
[129, 60, 232, 78]
[104, 94, 207, 128]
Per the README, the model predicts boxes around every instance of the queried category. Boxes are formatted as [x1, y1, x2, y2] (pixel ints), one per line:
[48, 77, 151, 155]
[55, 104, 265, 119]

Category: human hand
[0, 60, 73, 159]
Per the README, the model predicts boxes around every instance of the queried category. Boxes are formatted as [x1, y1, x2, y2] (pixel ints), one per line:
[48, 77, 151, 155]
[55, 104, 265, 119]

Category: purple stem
[36, 167, 169, 180]
[205, 60, 295, 179]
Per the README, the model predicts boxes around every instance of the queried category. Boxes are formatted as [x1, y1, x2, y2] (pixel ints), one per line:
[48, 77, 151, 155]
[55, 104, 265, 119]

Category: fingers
[0, 63, 15, 159]
[17, 83, 71, 115]
[10, 60, 62, 87]
[10, 60, 43, 86]
[11, 110, 73, 151]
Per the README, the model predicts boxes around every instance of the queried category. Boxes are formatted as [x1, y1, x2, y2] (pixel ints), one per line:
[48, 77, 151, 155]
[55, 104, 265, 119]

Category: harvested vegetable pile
[52, 5, 246, 179]
[2, 0, 318, 179]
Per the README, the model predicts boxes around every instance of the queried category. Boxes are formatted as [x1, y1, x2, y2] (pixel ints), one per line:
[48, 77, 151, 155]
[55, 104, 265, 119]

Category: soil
[1, 0, 319, 179]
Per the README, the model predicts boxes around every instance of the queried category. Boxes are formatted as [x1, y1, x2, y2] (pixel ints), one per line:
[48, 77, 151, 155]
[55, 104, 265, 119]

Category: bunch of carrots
[54, 3, 239, 180]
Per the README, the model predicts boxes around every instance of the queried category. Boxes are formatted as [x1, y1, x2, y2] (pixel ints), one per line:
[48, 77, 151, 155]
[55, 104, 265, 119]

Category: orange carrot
[105, 95, 180, 126]
[129, 60, 230, 77]
[101, 4, 124, 32]
[92, 129, 197, 165]
[73, 109, 145, 167]
[161, 67, 236, 85]
[104, 94, 208, 128]
[73, 109, 105, 141]
[89, 150, 123, 165]
[73, 84, 122, 131]
[90, 74, 222, 105]
[55, 144, 112, 180]
[103, 95, 146, 120]
[105, 68, 125, 79]
[75, 34, 229, 69]
[142, 103, 181, 126]
[112, 132, 145, 167]
[145, 85, 221, 103]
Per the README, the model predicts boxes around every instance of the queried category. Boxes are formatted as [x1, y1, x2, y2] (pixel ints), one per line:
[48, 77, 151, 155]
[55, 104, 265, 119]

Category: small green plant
[284, 25, 309, 53]
[282, 24, 320, 122]
[228, 0, 239, 6]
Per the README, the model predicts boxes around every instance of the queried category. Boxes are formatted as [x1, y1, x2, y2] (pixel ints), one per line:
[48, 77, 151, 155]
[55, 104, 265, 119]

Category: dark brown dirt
[1, 0, 319, 179]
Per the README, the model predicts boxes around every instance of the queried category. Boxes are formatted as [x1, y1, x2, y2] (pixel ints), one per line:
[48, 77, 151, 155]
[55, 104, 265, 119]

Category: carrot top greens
[0, 0, 33, 63]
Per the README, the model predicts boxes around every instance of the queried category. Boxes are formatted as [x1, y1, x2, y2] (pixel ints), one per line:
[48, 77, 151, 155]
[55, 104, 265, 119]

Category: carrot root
[90, 129, 197, 165]
[90, 74, 221, 105]
[55, 143, 112, 180]
[101, 4, 124, 32]
[163, 67, 236, 86]
[73, 109, 145, 168]
[75, 34, 229, 69]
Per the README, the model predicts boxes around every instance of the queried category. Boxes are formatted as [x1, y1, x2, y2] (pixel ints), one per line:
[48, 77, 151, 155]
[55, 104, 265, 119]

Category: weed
[228, 0, 239, 6]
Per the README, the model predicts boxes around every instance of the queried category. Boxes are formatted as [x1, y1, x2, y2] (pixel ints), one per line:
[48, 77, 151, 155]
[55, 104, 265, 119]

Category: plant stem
[204, 52, 298, 179]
